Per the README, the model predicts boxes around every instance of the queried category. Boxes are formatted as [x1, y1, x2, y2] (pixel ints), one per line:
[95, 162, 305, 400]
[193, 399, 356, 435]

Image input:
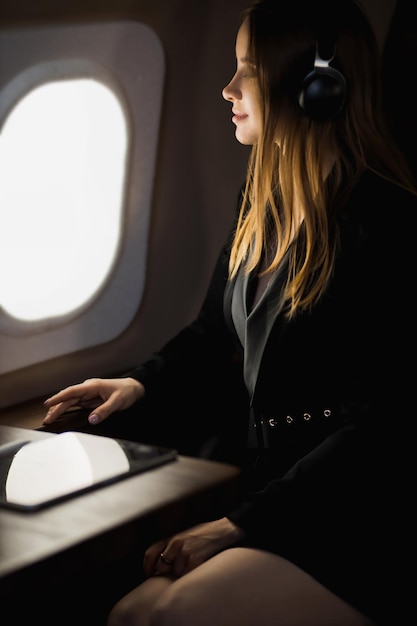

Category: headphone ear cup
[299, 66, 347, 120]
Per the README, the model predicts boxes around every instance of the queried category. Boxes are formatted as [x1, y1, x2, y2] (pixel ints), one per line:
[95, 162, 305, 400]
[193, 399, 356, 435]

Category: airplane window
[0, 78, 127, 321]
[0, 21, 164, 375]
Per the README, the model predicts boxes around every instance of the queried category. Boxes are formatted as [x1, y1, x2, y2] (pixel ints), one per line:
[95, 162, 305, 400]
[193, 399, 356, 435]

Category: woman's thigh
[109, 547, 374, 626]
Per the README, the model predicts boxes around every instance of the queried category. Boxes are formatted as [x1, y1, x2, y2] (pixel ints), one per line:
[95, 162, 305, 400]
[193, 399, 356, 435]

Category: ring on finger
[159, 552, 173, 566]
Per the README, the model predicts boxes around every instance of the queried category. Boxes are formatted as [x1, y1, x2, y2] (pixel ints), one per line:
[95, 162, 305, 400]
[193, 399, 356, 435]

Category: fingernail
[89, 414, 99, 424]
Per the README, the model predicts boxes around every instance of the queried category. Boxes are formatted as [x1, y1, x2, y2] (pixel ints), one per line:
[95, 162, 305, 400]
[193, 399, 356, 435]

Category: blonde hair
[229, 0, 416, 318]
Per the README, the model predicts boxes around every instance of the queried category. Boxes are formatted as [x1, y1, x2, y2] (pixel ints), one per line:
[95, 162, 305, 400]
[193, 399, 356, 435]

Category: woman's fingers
[143, 541, 167, 576]
[143, 519, 245, 578]
[144, 538, 193, 578]
[43, 398, 83, 424]
[42, 378, 144, 426]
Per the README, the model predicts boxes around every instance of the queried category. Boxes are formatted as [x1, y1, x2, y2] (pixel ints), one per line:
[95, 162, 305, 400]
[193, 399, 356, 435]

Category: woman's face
[222, 19, 262, 145]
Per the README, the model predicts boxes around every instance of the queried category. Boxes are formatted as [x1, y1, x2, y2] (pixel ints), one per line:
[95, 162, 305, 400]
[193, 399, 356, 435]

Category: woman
[43, 0, 416, 624]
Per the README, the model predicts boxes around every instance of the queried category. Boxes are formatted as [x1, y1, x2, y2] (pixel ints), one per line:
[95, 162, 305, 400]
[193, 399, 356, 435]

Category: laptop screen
[0, 430, 177, 511]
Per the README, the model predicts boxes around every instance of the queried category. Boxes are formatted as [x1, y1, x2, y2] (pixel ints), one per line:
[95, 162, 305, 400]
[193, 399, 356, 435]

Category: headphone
[298, 43, 347, 121]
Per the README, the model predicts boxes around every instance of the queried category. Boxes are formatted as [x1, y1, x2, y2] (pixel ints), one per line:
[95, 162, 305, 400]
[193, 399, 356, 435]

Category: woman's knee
[107, 576, 174, 626]
[107, 597, 136, 626]
[149, 586, 202, 626]
[107, 592, 152, 626]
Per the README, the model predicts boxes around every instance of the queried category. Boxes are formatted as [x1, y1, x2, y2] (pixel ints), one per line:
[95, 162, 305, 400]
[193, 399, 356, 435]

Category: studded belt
[251, 405, 340, 449]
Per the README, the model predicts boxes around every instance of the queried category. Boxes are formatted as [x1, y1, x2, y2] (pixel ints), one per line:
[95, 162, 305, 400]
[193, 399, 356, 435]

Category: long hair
[228, 0, 416, 318]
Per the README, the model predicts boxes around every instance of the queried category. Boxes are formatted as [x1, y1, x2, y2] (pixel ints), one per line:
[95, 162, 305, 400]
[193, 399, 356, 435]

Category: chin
[235, 132, 256, 146]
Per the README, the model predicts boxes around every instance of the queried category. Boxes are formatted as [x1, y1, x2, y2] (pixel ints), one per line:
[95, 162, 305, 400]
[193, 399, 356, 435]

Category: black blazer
[129, 171, 417, 623]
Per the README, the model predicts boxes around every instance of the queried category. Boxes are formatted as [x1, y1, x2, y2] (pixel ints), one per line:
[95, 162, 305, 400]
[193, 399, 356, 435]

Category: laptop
[0, 430, 177, 511]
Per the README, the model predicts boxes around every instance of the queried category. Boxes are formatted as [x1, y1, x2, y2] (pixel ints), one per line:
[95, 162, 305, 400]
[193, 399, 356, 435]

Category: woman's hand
[144, 518, 245, 578]
[43, 377, 145, 425]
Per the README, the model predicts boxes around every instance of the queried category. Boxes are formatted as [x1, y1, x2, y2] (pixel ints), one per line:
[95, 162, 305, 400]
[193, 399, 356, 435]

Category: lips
[232, 110, 247, 124]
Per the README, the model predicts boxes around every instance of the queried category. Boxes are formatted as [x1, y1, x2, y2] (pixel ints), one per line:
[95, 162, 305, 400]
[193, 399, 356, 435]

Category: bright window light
[0, 78, 128, 321]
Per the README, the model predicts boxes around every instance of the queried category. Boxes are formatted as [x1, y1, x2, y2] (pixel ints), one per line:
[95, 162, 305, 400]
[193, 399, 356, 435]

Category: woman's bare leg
[107, 574, 175, 626]
[107, 547, 374, 626]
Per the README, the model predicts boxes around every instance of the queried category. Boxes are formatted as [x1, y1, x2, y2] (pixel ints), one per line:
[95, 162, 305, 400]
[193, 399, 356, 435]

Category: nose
[222, 74, 239, 102]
